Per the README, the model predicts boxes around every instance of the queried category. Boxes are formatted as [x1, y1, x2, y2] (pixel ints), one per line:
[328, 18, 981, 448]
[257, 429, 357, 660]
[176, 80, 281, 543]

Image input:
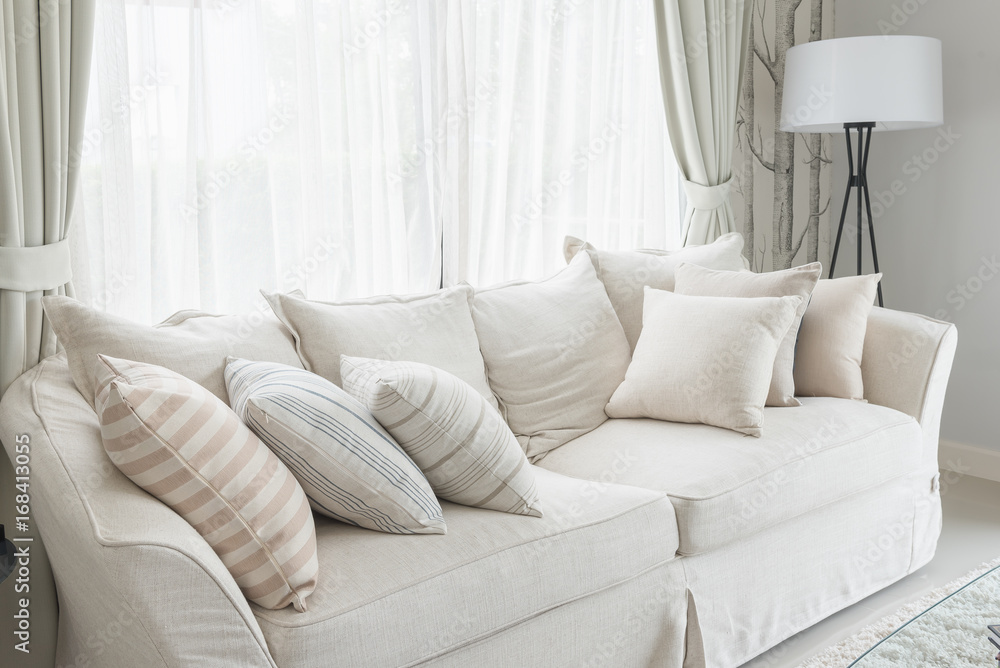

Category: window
[72, 0, 679, 323]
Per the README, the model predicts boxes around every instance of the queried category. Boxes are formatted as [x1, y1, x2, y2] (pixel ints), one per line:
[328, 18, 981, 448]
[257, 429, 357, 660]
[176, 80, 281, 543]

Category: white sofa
[0, 302, 957, 668]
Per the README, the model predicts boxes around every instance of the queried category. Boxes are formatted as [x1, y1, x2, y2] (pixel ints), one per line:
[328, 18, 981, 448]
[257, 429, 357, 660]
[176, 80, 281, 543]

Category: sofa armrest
[861, 307, 958, 471]
[0, 357, 276, 668]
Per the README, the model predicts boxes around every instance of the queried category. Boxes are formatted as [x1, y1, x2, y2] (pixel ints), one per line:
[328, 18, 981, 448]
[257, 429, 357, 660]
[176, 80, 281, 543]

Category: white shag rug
[799, 556, 1000, 668]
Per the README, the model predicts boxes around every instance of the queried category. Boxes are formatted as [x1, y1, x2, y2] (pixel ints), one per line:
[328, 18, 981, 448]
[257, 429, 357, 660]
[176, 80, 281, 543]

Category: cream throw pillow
[793, 274, 882, 400]
[563, 233, 748, 351]
[341, 356, 542, 517]
[470, 253, 632, 461]
[673, 262, 822, 407]
[606, 289, 802, 436]
[95, 355, 318, 611]
[264, 286, 497, 410]
[43, 296, 303, 408]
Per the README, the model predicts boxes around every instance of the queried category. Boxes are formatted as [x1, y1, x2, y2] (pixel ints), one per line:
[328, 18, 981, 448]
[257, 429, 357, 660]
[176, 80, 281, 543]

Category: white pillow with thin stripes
[341, 356, 542, 518]
[224, 358, 446, 535]
[94, 354, 318, 612]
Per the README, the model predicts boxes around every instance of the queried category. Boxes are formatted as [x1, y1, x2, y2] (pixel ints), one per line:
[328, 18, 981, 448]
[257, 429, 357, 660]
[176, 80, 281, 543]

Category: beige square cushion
[794, 274, 882, 400]
[42, 295, 303, 408]
[673, 262, 822, 407]
[540, 397, 921, 555]
[341, 356, 542, 517]
[264, 286, 497, 410]
[470, 253, 632, 461]
[563, 232, 748, 351]
[606, 288, 802, 436]
[95, 355, 318, 611]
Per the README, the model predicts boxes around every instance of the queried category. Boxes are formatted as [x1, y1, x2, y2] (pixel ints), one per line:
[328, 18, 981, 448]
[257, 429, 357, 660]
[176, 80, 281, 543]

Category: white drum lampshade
[780, 35, 943, 133]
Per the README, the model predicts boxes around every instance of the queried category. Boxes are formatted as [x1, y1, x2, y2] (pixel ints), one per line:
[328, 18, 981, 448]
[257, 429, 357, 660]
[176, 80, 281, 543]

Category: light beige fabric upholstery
[861, 307, 958, 470]
[0, 355, 277, 667]
[251, 467, 679, 667]
[674, 262, 821, 406]
[471, 253, 632, 461]
[606, 289, 801, 436]
[651, 0, 753, 244]
[42, 295, 303, 407]
[429, 560, 690, 668]
[542, 397, 922, 555]
[794, 274, 881, 400]
[564, 233, 748, 351]
[264, 286, 497, 409]
[682, 472, 938, 667]
[0, 302, 958, 668]
[342, 357, 542, 517]
[95, 355, 318, 611]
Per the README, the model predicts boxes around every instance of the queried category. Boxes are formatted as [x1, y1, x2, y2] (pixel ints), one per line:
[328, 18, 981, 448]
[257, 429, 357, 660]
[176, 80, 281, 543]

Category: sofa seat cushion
[538, 397, 922, 556]
[251, 467, 677, 666]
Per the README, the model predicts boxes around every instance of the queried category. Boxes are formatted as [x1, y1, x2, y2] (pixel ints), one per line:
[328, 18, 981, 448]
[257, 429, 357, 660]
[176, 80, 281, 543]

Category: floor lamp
[780, 35, 943, 307]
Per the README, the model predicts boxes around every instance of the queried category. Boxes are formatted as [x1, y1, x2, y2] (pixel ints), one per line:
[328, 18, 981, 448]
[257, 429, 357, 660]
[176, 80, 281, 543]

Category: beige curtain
[654, 0, 752, 246]
[0, 0, 95, 394]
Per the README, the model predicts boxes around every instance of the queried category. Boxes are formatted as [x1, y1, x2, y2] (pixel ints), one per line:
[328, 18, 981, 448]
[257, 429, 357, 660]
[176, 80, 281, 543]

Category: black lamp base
[828, 121, 884, 307]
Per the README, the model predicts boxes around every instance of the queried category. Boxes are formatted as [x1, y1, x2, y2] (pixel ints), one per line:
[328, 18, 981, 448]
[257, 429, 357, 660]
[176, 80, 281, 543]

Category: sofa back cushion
[95, 355, 318, 611]
[264, 286, 497, 410]
[225, 358, 446, 534]
[673, 261, 822, 407]
[470, 253, 632, 461]
[794, 274, 882, 400]
[43, 296, 303, 408]
[563, 233, 748, 351]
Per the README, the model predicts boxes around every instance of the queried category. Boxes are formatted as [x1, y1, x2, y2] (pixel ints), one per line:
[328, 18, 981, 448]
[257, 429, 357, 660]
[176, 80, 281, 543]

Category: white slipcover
[540, 398, 923, 555]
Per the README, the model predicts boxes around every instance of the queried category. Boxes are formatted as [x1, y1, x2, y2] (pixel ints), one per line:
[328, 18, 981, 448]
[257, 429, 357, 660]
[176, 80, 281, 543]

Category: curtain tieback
[683, 178, 733, 211]
[0, 239, 73, 292]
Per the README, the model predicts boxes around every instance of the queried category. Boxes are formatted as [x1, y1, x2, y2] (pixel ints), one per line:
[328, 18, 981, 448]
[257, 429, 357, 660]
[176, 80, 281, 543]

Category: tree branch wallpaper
[733, 0, 835, 272]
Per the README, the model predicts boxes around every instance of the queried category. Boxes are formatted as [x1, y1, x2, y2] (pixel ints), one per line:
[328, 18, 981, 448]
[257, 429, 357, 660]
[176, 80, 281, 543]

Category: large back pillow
[794, 274, 882, 400]
[563, 233, 748, 351]
[673, 261, 822, 407]
[43, 296, 303, 408]
[471, 252, 631, 461]
[264, 285, 497, 410]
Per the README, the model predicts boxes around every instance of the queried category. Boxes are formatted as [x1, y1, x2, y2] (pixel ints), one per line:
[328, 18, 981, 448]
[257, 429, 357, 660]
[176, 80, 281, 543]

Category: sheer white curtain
[73, 0, 680, 321]
[74, 0, 439, 323]
[431, 0, 681, 286]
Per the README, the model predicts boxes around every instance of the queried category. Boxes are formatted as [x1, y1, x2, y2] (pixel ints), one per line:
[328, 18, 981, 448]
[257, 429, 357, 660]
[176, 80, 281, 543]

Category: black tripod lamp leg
[860, 175, 884, 307]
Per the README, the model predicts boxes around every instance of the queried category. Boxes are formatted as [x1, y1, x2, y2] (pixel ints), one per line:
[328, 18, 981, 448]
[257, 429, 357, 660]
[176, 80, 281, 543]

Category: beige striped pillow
[94, 354, 318, 612]
[341, 356, 542, 517]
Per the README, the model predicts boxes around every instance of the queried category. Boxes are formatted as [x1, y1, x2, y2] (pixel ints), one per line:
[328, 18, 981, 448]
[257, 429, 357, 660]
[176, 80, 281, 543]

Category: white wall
[835, 1, 1000, 459]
